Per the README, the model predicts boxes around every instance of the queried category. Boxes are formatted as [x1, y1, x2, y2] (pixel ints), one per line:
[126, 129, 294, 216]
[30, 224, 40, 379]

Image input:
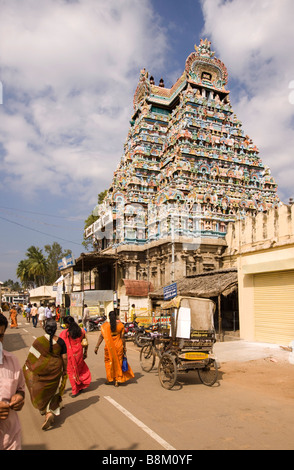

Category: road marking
[104, 396, 176, 451]
[23, 329, 28, 333]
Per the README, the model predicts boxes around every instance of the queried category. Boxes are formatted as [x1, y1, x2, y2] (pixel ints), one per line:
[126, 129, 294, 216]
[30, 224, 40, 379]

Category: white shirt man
[45, 305, 52, 320]
[38, 304, 45, 327]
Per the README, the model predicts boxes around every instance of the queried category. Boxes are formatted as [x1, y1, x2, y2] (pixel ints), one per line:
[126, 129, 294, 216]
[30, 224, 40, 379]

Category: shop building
[224, 203, 294, 345]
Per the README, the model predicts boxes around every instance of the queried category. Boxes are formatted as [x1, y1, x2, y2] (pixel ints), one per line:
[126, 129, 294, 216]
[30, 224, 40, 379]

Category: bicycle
[140, 332, 171, 372]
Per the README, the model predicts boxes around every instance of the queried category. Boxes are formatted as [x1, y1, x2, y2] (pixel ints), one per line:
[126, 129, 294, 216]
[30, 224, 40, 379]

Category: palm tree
[26, 246, 47, 287]
[16, 243, 71, 288]
[16, 259, 33, 288]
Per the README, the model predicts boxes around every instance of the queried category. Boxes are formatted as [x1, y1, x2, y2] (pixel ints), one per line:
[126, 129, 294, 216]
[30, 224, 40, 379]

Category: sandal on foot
[42, 413, 54, 430]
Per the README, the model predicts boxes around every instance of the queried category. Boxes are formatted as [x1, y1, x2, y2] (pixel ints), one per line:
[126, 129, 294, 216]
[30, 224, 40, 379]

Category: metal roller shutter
[254, 270, 294, 344]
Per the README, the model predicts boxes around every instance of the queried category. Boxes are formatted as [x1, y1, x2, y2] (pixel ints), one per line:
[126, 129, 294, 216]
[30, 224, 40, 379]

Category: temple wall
[225, 204, 294, 256]
[224, 203, 294, 343]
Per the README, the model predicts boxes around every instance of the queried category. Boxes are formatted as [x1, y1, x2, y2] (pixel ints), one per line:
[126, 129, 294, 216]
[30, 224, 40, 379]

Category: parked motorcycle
[88, 314, 107, 332]
[134, 322, 161, 347]
[124, 320, 145, 345]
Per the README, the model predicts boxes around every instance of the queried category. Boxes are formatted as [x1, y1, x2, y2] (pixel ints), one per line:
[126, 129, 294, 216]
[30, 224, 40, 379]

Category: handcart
[140, 296, 218, 390]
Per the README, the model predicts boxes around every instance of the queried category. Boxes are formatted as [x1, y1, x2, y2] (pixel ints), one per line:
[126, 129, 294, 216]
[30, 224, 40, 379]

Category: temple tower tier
[85, 39, 279, 282]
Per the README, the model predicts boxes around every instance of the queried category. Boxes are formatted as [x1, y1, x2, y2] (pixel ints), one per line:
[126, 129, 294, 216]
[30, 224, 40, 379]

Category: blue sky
[0, 0, 294, 282]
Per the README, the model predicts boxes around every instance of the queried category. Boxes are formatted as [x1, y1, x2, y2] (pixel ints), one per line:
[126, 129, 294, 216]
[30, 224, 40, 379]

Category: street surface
[3, 319, 294, 451]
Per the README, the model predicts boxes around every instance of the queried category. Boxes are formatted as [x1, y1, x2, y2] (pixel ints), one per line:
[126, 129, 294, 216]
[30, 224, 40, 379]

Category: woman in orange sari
[94, 311, 134, 386]
[9, 305, 18, 329]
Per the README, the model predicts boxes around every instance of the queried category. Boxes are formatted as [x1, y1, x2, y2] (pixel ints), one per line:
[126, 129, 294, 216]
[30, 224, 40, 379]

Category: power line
[0, 208, 81, 231]
[0, 214, 82, 247]
[0, 206, 84, 221]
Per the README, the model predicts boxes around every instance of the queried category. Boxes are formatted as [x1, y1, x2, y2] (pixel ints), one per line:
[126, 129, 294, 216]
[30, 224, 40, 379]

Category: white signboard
[176, 307, 191, 339]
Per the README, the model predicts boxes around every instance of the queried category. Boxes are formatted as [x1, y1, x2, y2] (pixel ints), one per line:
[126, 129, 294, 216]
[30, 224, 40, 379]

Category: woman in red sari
[59, 316, 91, 397]
[94, 311, 134, 386]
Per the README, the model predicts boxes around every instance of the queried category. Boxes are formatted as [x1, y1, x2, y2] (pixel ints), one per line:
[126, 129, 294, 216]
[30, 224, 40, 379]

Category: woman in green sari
[23, 320, 68, 430]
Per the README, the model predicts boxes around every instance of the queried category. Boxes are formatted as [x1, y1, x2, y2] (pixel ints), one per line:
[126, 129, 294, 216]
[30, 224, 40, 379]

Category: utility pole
[171, 215, 175, 283]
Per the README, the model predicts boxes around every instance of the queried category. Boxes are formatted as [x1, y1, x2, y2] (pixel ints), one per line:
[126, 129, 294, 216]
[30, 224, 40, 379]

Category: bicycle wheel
[135, 332, 148, 348]
[158, 353, 177, 390]
[198, 360, 218, 386]
[140, 343, 156, 372]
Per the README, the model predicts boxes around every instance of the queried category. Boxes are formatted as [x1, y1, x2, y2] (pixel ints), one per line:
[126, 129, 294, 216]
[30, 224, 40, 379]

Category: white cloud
[201, 0, 294, 202]
[0, 0, 168, 205]
[3, 0, 293, 211]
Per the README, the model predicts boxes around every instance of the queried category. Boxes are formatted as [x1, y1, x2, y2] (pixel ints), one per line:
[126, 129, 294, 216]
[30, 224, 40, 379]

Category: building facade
[224, 204, 294, 344]
[82, 39, 279, 320]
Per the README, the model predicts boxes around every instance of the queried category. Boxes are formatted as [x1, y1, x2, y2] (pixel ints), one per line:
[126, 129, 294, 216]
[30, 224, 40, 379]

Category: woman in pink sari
[59, 316, 91, 397]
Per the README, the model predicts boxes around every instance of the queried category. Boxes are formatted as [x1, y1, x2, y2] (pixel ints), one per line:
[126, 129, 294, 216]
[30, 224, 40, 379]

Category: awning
[123, 279, 154, 297]
[149, 268, 238, 300]
[161, 297, 182, 309]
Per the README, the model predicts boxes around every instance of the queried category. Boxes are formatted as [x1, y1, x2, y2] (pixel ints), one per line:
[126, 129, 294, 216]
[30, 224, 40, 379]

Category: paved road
[3, 319, 294, 450]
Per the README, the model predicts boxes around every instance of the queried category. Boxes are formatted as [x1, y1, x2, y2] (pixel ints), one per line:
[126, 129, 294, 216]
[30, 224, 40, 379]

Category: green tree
[98, 190, 107, 204]
[25, 246, 47, 287]
[44, 242, 71, 284]
[82, 213, 98, 251]
[82, 189, 107, 251]
[16, 260, 34, 289]
[16, 242, 72, 287]
[3, 279, 22, 291]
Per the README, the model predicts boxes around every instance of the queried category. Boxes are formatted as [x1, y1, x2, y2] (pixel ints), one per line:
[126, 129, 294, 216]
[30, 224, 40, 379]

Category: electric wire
[0, 214, 82, 246]
[0, 205, 84, 221]
[0, 209, 81, 231]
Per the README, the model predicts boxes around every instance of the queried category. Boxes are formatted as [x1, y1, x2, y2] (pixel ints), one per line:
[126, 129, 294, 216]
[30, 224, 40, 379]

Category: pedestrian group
[0, 305, 135, 450]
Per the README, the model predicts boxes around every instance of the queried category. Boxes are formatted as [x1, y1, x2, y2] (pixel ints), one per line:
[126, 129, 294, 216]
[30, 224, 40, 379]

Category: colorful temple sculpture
[83, 39, 280, 315]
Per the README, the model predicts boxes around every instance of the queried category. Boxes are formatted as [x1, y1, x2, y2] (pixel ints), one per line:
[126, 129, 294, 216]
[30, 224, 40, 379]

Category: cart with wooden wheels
[155, 296, 218, 390]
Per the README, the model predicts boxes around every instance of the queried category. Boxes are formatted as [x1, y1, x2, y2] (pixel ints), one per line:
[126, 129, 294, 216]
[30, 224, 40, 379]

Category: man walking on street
[60, 304, 66, 325]
[45, 305, 52, 321]
[31, 303, 38, 328]
[25, 304, 32, 323]
[83, 304, 90, 331]
[38, 303, 45, 328]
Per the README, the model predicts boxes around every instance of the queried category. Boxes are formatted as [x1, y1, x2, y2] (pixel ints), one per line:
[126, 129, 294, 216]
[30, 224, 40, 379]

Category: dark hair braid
[44, 319, 57, 353]
[109, 311, 117, 333]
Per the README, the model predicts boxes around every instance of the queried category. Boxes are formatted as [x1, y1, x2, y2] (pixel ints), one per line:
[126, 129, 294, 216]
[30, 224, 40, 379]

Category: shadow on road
[54, 394, 101, 428]
[3, 332, 27, 352]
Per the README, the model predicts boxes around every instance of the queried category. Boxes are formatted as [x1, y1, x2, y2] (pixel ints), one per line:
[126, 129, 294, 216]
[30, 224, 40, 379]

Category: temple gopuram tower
[85, 39, 279, 294]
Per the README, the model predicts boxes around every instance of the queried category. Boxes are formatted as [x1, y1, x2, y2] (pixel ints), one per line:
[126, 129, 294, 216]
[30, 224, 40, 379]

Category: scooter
[88, 314, 107, 332]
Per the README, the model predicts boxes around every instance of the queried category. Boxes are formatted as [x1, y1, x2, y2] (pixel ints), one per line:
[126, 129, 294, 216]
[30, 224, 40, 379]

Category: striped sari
[23, 335, 67, 416]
